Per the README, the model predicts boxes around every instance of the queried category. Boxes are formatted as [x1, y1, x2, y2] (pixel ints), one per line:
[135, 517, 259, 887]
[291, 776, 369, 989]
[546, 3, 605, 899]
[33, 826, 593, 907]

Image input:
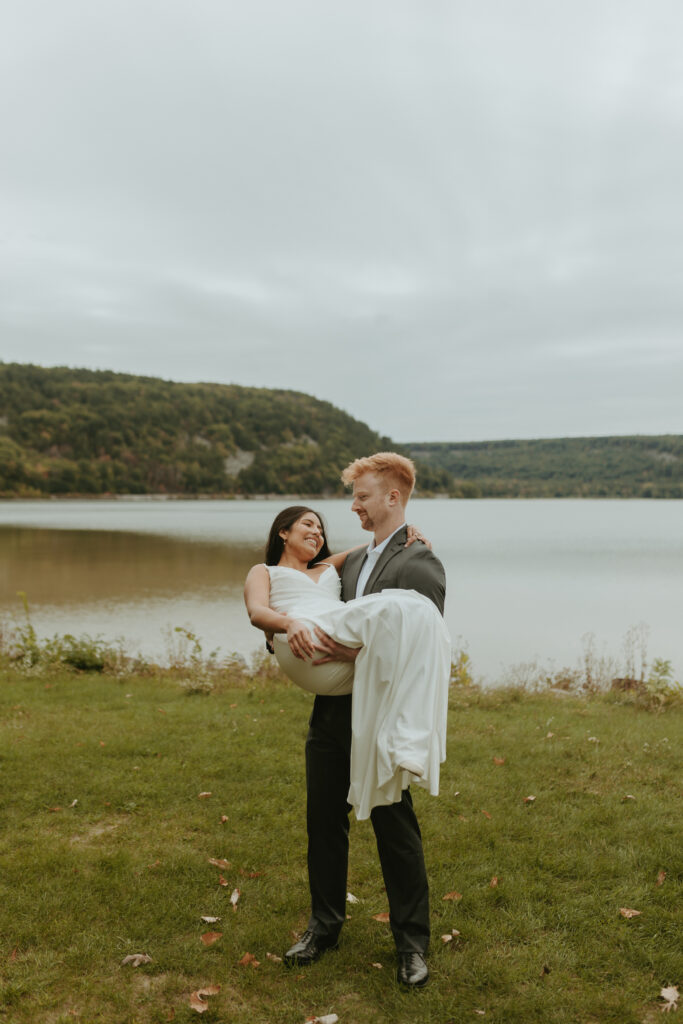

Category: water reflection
[0, 527, 261, 605]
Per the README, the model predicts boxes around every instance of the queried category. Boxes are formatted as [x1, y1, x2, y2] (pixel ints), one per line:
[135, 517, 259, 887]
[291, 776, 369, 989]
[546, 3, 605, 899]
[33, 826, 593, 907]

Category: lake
[1, 498, 681, 685]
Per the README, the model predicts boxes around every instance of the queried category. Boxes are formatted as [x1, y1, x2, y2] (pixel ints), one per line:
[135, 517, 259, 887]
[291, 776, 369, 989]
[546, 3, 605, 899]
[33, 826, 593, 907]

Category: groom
[283, 452, 446, 987]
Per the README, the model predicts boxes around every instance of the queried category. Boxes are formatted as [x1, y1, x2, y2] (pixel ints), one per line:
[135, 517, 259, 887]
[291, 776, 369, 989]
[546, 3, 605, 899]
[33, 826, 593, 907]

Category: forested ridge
[0, 363, 679, 497]
[0, 362, 450, 496]
[409, 436, 683, 498]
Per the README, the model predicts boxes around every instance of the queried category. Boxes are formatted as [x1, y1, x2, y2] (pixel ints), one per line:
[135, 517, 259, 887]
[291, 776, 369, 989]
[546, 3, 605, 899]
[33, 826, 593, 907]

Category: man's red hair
[341, 452, 416, 506]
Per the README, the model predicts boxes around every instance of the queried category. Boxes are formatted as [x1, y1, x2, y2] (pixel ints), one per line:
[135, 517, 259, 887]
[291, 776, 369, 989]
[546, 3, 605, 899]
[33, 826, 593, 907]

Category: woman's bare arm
[324, 525, 431, 570]
[243, 565, 318, 660]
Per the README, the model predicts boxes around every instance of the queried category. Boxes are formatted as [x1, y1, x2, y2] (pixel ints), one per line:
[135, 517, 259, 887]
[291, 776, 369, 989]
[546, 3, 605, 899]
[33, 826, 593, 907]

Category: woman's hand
[286, 619, 316, 660]
[406, 524, 432, 550]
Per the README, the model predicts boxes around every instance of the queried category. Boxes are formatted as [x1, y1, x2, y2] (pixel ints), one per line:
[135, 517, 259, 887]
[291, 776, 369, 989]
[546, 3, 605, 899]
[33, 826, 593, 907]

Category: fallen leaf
[371, 961, 383, 968]
[266, 952, 283, 963]
[523, 795, 536, 804]
[48, 806, 62, 813]
[474, 1012, 485, 1017]
[189, 985, 220, 1013]
[656, 870, 667, 887]
[230, 703, 237, 708]
[157, 708, 167, 714]
[489, 876, 499, 888]
[218, 875, 229, 887]
[492, 757, 506, 766]
[201, 916, 221, 924]
[239, 868, 264, 878]
[619, 907, 641, 919]
[346, 892, 360, 904]
[442, 891, 463, 901]
[238, 951, 260, 967]
[9, 947, 18, 962]
[208, 858, 231, 870]
[200, 931, 222, 946]
[148, 859, 161, 870]
[660, 985, 679, 1012]
[441, 933, 453, 944]
[121, 953, 152, 967]
[70, 799, 78, 808]
[220, 815, 229, 823]
[307, 1016, 339, 1024]
[546, 732, 554, 738]
[587, 736, 598, 743]
[481, 809, 492, 819]
[99, 741, 106, 747]
[230, 888, 241, 910]
[198, 792, 212, 799]
[622, 794, 636, 801]
[372, 912, 390, 922]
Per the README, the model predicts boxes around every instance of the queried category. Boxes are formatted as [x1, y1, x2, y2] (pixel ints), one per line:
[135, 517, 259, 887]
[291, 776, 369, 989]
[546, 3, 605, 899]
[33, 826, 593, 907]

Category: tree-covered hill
[0, 363, 451, 496]
[409, 436, 683, 498]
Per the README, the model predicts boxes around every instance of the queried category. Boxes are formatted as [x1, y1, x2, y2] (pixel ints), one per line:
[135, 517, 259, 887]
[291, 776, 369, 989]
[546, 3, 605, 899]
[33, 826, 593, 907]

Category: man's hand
[312, 627, 361, 665]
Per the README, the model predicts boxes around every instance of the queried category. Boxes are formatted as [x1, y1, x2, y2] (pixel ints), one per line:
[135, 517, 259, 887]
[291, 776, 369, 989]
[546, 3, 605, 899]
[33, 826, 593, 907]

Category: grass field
[0, 669, 681, 1023]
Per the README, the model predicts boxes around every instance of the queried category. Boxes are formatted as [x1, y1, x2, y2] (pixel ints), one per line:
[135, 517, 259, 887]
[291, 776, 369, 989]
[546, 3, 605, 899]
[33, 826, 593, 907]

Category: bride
[244, 505, 451, 819]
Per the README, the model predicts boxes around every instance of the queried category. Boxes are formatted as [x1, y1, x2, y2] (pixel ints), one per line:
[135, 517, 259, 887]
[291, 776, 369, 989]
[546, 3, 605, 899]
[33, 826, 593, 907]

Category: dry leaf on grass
[656, 870, 667, 887]
[372, 912, 390, 922]
[48, 806, 62, 813]
[218, 875, 229, 887]
[660, 986, 679, 1012]
[220, 815, 229, 823]
[198, 792, 212, 799]
[441, 928, 461, 944]
[238, 952, 260, 967]
[523, 795, 536, 804]
[208, 858, 231, 870]
[619, 907, 641, 919]
[306, 1016, 339, 1024]
[489, 877, 499, 888]
[70, 799, 78, 808]
[442, 891, 463, 902]
[230, 888, 241, 910]
[546, 732, 554, 738]
[201, 916, 221, 924]
[239, 868, 264, 878]
[266, 952, 283, 963]
[200, 932, 222, 946]
[492, 756, 506, 766]
[371, 961, 383, 968]
[189, 985, 220, 1014]
[481, 809, 492, 819]
[346, 892, 360, 904]
[121, 953, 152, 967]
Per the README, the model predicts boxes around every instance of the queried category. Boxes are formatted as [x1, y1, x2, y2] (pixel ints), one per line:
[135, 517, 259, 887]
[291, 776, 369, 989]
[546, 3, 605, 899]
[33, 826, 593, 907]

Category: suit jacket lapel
[343, 546, 368, 601]
[364, 526, 407, 595]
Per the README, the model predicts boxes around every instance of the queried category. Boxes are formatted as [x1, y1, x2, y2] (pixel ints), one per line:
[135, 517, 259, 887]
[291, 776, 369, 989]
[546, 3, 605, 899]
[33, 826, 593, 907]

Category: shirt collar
[367, 522, 406, 557]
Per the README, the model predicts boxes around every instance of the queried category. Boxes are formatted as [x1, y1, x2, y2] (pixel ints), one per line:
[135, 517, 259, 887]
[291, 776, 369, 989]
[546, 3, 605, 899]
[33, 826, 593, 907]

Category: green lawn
[0, 670, 681, 1023]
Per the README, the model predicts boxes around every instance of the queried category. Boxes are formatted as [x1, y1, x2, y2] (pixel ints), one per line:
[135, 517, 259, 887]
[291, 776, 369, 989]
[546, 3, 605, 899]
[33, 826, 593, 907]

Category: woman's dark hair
[265, 506, 331, 567]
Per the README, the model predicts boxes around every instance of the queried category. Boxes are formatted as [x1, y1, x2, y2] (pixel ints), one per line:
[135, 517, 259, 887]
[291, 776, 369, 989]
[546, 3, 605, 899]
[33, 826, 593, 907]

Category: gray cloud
[2, 0, 682, 440]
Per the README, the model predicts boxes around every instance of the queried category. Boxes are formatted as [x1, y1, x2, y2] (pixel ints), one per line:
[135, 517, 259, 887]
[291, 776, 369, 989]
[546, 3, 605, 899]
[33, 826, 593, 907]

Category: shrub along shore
[0, 623, 681, 1023]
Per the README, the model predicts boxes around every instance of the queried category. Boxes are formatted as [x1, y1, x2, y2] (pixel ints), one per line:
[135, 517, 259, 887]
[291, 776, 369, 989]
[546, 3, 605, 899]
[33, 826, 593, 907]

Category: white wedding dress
[267, 563, 451, 820]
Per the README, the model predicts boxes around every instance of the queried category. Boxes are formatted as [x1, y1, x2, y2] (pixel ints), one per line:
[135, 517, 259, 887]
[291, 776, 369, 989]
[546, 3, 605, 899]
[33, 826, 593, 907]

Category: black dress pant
[305, 694, 430, 953]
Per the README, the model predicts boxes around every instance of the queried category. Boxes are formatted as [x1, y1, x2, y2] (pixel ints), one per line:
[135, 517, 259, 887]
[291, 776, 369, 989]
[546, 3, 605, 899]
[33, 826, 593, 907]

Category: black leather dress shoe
[283, 929, 338, 967]
[397, 951, 429, 987]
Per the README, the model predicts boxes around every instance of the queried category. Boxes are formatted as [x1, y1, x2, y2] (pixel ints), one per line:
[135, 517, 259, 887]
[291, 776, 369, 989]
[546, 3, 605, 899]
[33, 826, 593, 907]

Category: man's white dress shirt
[355, 523, 406, 599]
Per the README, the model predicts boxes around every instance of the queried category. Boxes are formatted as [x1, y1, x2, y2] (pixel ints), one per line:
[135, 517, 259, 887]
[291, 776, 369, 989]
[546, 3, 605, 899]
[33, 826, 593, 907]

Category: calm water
[1, 499, 681, 684]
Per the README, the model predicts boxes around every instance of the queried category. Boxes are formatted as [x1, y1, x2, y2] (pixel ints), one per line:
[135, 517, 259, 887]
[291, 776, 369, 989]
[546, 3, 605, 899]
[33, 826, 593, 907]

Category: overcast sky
[2, 1, 682, 442]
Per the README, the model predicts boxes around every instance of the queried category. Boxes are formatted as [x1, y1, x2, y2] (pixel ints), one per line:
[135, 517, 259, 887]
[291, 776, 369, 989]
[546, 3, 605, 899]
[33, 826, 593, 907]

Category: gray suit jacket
[340, 525, 446, 614]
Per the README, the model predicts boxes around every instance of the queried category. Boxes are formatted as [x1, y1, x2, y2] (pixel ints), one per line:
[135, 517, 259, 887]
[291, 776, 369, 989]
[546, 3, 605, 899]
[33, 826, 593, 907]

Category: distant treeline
[409, 437, 683, 498]
[1, 363, 680, 498]
[0, 362, 450, 497]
